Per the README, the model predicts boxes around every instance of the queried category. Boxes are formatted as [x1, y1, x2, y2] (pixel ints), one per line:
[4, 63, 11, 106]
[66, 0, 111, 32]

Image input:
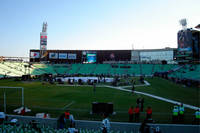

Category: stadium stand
[168, 64, 200, 81]
[0, 124, 131, 133]
[78, 64, 97, 75]
[52, 64, 70, 74]
[0, 61, 199, 82]
[93, 64, 110, 75]
[68, 64, 82, 75]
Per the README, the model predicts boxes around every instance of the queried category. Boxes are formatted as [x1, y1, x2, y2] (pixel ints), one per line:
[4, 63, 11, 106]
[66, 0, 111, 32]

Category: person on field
[172, 105, 179, 123]
[93, 83, 96, 93]
[134, 105, 140, 122]
[194, 109, 200, 124]
[128, 106, 134, 122]
[131, 83, 135, 94]
[141, 98, 144, 112]
[136, 97, 140, 106]
[178, 103, 184, 123]
[146, 106, 152, 120]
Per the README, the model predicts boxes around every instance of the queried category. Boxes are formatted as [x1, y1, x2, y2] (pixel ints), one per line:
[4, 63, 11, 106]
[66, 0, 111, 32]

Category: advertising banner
[40, 45, 47, 50]
[40, 32, 47, 46]
[49, 53, 58, 59]
[30, 52, 40, 58]
[68, 53, 76, 59]
[59, 53, 67, 59]
[87, 53, 96, 63]
[178, 30, 192, 52]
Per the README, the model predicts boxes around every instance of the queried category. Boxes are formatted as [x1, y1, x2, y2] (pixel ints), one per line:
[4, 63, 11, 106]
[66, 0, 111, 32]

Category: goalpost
[0, 86, 24, 113]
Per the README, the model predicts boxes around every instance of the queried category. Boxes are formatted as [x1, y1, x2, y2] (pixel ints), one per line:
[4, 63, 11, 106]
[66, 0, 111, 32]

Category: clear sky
[0, 0, 199, 57]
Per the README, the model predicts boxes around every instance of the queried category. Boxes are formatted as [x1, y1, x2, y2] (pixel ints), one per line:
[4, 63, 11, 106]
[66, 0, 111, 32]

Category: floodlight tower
[40, 22, 48, 61]
[179, 18, 187, 30]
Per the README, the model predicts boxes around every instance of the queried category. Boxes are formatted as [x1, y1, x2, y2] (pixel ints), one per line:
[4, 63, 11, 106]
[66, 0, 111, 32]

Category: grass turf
[0, 77, 199, 124]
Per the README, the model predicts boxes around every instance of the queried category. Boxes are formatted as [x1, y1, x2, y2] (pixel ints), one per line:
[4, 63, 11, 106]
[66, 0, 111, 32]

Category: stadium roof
[30, 47, 176, 52]
[195, 24, 200, 29]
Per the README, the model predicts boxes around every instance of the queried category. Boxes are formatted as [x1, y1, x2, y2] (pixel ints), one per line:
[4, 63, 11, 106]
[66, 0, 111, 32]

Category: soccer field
[0, 77, 199, 124]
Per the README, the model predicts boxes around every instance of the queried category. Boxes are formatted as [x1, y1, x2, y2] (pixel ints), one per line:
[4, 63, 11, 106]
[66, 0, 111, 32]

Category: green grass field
[0, 77, 199, 124]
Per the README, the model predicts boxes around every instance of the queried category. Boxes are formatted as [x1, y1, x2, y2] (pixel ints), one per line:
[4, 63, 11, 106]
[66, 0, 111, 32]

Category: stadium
[1, 0, 200, 129]
[0, 19, 199, 133]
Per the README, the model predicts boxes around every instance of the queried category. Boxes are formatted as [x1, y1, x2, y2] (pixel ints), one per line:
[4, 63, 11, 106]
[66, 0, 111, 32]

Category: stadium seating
[32, 64, 57, 75]
[168, 64, 200, 80]
[0, 61, 199, 81]
[78, 64, 97, 75]
[0, 124, 134, 133]
[68, 64, 82, 74]
[93, 64, 110, 75]
[52, 64, 70, 74]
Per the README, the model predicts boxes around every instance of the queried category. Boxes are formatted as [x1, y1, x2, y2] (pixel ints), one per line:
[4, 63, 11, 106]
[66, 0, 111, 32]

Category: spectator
[101, 113, 110, 133]
[65, 110, 70, 119]
[68, 123, 78, 133]
[10, 118, 18, 126]
[139, 120, 150, 133]
[69, 114, 75, 127]
[30, 120, 40, 132]
[44, 113, 47, 118]
[146, 106, 152, 120]
[128, 106, 134, 122]
[58, 113, 65, 129]
[20, 107, 25, 116]
[152, 126, 162, 133]
[134, 105, 140, 122]
[0, 112, 5, 125]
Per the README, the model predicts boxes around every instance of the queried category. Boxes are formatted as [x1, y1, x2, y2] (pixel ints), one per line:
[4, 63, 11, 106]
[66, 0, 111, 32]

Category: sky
[0, 0, 199, 57]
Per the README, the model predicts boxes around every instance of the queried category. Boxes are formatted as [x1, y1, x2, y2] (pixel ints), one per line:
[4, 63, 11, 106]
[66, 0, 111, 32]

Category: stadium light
[179, 18, 187, 30]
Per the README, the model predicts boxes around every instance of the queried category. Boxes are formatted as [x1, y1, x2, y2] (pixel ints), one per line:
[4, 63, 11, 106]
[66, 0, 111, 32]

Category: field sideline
[0, 77, 199, 124]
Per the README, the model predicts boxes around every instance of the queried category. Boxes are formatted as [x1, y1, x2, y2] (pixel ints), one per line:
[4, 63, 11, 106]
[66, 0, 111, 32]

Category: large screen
[193, 32, 200, 59]
[87, 53, 96, 63]
[177, 30, 192, 52]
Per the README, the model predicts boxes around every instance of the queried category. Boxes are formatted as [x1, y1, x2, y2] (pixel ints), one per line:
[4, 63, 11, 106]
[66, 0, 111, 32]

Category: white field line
[63, 101, 75, 109]
[103, 85, 200, 110]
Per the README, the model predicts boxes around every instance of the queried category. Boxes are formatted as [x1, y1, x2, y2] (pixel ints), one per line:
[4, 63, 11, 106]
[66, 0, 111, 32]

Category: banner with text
[59, 53, 68, 59]
[49, 53, 58, 59]
[30, 52, 40, 58]
[68, 53, 76, 59]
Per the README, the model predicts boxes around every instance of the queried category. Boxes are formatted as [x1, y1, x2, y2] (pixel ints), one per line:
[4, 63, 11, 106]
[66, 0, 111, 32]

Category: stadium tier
[168, 64, 200, 81]
[0, 61, 199, 81]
